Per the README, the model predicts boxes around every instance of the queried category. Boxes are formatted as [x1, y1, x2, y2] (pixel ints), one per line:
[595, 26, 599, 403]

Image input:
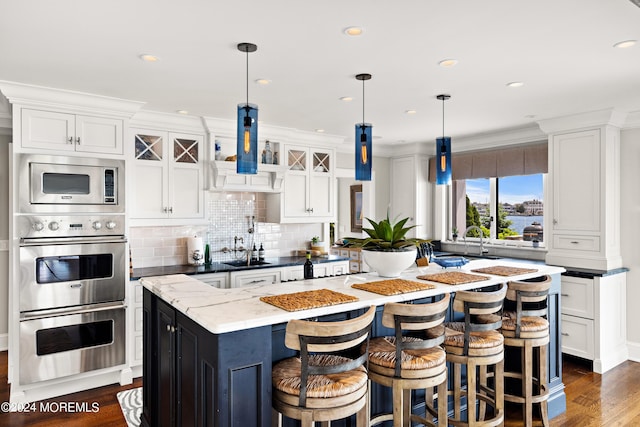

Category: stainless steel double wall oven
[17, 154, 127, 384]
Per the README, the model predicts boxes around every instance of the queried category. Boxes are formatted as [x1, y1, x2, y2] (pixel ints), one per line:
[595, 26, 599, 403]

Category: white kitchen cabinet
[266, 145, 334, 223]
[229, 268, 282, 288]
[130, 128, 204, 222]
[196, 272, 228, 288]
[560, 272, 627, 373]
[390, 155, 430, 238]
[21, 108, 123, 154]
[130, 281, 144, 369]
[541, 119, 623, 270]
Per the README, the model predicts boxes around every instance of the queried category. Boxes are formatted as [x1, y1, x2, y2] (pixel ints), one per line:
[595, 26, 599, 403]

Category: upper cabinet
[390, 155, 430, 239]
[540, 110, 625, 270]
[0, 81, 144, 157]
[266, 145, 335, 223]
[130, 128, 205, 223]
[21, 109, 124, 155]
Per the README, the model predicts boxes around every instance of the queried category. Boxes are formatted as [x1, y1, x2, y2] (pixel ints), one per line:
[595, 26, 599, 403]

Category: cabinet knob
[553, 219, 558, 225]
[67, 136, 73, 143]
[168, 207, 173, 214]
[166, 324, 171, 332]
[76, 137, 81, 144]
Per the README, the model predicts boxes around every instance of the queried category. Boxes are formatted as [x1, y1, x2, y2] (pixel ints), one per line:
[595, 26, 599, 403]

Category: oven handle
[20, 236, 127, 246]
[20, 301, 127, 321]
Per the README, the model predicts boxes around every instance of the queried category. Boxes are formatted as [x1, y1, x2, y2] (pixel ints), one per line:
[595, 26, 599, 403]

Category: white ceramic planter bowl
[362, 247, 417, 278]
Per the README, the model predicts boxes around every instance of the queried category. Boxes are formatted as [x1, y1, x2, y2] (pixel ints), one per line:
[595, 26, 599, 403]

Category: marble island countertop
[140, 258, 565, 335]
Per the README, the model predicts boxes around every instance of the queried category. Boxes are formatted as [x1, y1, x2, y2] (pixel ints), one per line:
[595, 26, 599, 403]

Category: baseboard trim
[627, 341, 640, 362]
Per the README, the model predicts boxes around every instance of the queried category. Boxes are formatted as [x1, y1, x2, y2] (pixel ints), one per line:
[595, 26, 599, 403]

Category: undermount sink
[223, 260, 271, 267]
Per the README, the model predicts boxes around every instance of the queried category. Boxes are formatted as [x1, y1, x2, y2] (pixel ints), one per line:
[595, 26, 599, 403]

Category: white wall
[620, 128, 640, 359]
[0, 135, 9, 350]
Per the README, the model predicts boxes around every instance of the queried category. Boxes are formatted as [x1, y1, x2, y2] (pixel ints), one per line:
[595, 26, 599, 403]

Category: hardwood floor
[1, 351, 639, 426]
[0, 351, 141, 427]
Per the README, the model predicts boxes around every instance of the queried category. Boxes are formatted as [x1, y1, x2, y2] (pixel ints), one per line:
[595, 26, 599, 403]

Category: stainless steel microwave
[18, 154, 125, 213]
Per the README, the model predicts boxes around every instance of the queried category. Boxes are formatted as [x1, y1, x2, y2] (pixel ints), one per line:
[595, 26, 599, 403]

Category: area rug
[117, 387, 142, 427]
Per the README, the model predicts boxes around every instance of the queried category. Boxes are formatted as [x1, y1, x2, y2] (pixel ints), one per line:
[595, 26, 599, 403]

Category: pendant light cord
[442, 97, 445, 140]
[362, 78, 365, 124]
[245, 49, 249, 107]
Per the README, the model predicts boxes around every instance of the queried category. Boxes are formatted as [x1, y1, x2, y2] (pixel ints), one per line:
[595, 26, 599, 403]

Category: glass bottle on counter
[204, 243, 211, 265]
[252, 244, 258, 261]
[258, 243, 265, 261]
[304, 252, 314, 279]
[264, 141, 273, 164]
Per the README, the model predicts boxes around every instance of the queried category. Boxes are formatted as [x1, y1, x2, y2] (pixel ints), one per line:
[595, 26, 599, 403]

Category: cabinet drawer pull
[561, 332, 569, 336]
[67, 136, 73, 143]
[76, 137, 81, 144]
[561, 293, 569, 297]
[570, 241, 579, 244]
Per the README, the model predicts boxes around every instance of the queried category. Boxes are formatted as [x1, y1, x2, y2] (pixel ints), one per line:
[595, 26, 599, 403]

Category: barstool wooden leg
[478, 365, 487, 420]
[454, 363, 462, 419]
[523, 341, 533, 427]
[540, 343, 549, 427]
[467, 360, 477, 425]
[495, 357, 504, 425]
[438, 381, 448, 427]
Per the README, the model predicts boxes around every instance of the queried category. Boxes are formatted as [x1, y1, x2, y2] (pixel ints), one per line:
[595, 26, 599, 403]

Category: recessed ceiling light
[176, 110, 189, 115]
[139, 54, 159, 62]
[340, 96, 353, 102]
[344, 27, 363, 36]
[506, 81, 524, 88]
[438, 59, 458, 68]
[255, 79, 271, 85]
[315, 129, 325, 133]
[405, 110, 417, 115]
[613, 40, 637, 48]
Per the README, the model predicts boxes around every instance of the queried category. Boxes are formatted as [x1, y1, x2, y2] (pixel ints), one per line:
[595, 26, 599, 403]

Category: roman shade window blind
[428, 142, 547, 182]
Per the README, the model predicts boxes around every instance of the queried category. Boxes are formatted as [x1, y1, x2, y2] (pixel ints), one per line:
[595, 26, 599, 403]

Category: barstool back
[506, 275, 551, 337]
[452, 283, 508, 355]
[283, 306, 376, 407]
[381, 293, 450, 377]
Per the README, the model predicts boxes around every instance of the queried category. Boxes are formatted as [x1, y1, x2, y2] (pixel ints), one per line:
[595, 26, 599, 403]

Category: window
[457, 173, 544, 245]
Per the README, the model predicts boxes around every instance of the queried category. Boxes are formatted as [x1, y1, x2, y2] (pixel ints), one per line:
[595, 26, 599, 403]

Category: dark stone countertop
[131, 255, 349, 280]
[561, 266, 629, 279]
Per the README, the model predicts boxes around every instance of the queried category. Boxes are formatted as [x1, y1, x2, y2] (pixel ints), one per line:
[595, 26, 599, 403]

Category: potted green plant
[345, 211, 428, 277]
[452, 227, 459, 242]
[310, 236, 325, 253]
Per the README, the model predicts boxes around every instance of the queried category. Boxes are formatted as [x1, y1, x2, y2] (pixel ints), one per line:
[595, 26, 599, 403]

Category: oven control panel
[18, 215, 125, 239]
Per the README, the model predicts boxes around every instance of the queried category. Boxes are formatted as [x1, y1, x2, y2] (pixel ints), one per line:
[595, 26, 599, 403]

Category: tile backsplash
[130, 192, 323, 268]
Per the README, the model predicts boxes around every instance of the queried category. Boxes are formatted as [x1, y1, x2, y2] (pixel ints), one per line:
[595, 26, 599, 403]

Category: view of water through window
[465, 174, 544, 242]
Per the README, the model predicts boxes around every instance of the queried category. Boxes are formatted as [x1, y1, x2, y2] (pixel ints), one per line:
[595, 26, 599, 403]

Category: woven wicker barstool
[502, 275, 552, 427]
[271, 306, 376, 427]
[444, 283, 507, 427]
[367, 293, 450, 426]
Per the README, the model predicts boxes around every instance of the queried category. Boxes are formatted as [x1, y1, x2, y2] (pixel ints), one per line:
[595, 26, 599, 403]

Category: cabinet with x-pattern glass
[266, 144, 334, 223]
[131, 128, 204, 221]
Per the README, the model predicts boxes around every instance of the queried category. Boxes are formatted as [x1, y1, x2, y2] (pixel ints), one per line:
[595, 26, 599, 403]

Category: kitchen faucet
[463, 225, 488, 256]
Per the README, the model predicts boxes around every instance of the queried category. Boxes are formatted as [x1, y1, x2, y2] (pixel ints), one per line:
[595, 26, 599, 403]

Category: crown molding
[537, 108, 628, 134]
[130, 110, 207, 134]
[0, 80, 145, 118]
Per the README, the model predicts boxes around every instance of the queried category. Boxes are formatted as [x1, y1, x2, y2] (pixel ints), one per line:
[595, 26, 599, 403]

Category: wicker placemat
[260, 289, 358, 312]
[351, 279, 436, 296]
[416, 271, 490, 285]
[470, 265, 538, 276]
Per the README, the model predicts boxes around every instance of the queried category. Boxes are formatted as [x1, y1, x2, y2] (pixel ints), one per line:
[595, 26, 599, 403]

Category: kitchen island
[141, 259, 566, 427]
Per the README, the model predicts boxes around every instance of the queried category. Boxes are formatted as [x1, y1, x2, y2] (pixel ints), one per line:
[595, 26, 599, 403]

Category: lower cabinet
[142, 289, 272, 427]
[560, 272, 627, 373]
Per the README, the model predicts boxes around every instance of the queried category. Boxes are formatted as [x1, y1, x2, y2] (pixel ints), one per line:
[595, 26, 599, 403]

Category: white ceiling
[2, 0, 639, 149]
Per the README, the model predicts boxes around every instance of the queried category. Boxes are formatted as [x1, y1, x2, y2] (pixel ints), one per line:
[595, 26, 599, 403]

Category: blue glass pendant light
[237, 42, 258, 174]
[355, 73, 372, 181]
[436, 94, 452, 185]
